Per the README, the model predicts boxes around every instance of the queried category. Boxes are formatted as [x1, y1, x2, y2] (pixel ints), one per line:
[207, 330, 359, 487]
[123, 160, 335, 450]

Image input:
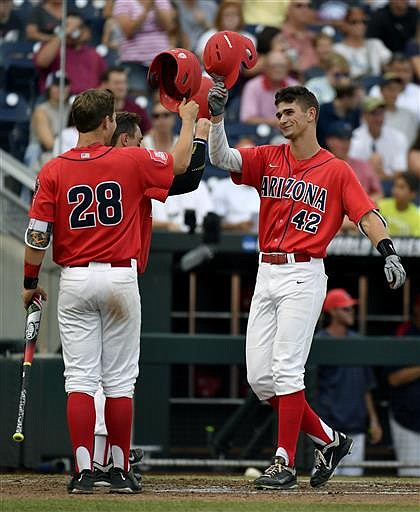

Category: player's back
[30, 144, 174, 266]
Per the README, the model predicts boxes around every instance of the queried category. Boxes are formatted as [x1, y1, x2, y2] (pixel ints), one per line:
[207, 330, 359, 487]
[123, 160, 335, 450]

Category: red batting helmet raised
[190, 76, 215, 119]
[203, 31, 257, 89]
[147, 48, 202, 112]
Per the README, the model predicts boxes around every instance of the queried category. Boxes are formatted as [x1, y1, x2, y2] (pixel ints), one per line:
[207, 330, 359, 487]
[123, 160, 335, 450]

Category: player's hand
[195, 118, 211, 140]
[369, 420, 383, 444]
[384, 255, 406, 289]
[208, 81, 228, 117]
[178, 98, 199, 123]
[22, 287, 47, 309]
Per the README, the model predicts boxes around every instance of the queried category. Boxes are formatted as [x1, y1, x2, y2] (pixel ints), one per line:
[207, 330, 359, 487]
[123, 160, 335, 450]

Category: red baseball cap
[323, 288, 358, 312]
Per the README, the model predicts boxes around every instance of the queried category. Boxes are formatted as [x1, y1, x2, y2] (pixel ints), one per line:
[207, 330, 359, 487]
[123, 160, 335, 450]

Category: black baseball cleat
[129, 448, 144, 482]
[109, 467, 141, 494]
[67, 469, 94, 494]
[254, 457, 298, 490]
[93, 468, 111, 487]
[310, 431, 354, 488]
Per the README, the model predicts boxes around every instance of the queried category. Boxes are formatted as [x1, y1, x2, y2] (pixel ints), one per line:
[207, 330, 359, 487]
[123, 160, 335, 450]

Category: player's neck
[77, 133, 106, 148]
[289, 135, 320, 160]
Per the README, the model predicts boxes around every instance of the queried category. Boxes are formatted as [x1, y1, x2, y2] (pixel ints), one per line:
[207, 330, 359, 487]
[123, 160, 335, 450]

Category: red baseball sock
[105, 397, 132, 472]
[276, 390, 305, 467]
[67, 392, 95, 473]
[301, 400, 334, 445]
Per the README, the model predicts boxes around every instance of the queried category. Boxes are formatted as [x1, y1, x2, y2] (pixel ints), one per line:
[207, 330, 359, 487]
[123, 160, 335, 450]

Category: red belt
[68, 259, 132, 268]
[261, 253, 311, 265]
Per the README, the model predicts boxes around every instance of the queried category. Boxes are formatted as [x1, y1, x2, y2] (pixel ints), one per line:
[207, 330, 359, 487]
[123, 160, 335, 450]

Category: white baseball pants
[58, 261, 141, 398]
[246, 257, 327, 400]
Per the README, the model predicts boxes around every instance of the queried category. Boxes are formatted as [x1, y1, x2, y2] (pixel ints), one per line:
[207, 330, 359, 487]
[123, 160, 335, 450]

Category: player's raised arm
[171, 99, 199, 175]
[208, 82, 243, 173]
[359, 210, 406, 289]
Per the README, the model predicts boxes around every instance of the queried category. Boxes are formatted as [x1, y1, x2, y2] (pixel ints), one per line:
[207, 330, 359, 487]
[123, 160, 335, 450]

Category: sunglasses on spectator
[152, 112, 172, 119]
[333, 72, 349, 79]
[293, 2, 310, 8]
[338, 306, 354, 312]
[349, 19, 367, 25]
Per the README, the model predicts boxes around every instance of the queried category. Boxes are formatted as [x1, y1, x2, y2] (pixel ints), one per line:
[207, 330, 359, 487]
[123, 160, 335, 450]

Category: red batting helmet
[203, 31, 257, 89]
[147, 48, 202, 112]
[190, 76, 215, 119]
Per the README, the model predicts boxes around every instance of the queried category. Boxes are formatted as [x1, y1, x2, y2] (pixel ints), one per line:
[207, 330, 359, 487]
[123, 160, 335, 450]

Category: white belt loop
[259, 252, 263, 264]
[287, 253, 295, 264]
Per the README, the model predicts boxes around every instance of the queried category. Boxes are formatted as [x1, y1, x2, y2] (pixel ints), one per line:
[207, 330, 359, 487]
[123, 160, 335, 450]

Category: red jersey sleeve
[230, 146, 267, 189]
[125, 147, 174, 202]
[341, 161, 376, 224]
[29, 162, 56, 222]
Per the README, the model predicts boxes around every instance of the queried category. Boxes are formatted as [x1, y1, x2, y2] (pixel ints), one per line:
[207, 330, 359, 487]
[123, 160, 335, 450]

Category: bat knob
[12, 432, 24, 442]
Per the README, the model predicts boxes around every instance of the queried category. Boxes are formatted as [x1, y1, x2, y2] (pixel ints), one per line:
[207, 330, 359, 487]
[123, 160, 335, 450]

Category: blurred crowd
[0, 0, 419, 235]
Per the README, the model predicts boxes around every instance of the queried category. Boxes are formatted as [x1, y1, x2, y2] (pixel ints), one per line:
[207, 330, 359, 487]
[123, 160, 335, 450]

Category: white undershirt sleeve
[209, 120, 243, 172]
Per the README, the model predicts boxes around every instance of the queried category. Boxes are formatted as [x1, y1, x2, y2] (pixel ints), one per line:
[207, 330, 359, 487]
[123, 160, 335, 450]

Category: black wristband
[24, 277, 39, 289]
[376, 239, 397, 258]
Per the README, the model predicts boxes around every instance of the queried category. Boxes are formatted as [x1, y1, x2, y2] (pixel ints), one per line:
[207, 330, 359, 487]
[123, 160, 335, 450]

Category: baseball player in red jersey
[22, 89, 198, 494]
[208, 84, 406, 490]
[92, 111, 211, 486]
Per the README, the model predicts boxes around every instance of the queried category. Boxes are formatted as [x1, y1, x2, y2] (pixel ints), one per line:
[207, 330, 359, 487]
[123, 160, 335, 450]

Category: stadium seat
[0, 91, 30, 160]
[0, 41, 38, 103]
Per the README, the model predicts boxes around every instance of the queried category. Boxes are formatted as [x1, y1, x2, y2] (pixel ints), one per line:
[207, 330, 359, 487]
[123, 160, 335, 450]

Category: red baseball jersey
[233, 144, 376, 258]
[29, 144, 174, 266]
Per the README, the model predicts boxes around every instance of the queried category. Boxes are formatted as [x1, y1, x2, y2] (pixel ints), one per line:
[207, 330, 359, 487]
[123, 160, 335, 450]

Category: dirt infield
[1, 473, 419, 506]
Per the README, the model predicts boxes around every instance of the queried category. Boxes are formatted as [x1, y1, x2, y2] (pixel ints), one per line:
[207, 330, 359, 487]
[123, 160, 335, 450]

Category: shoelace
[264, 462, 283, 477]
[314, 449, 332, 470]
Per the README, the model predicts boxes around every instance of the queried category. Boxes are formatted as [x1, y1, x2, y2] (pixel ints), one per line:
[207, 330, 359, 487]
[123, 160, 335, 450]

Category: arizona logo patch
[147, 149, 168, 164]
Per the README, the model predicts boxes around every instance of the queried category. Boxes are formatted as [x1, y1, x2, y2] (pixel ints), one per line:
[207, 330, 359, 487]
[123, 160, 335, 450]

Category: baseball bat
[12, 294, 43, 443]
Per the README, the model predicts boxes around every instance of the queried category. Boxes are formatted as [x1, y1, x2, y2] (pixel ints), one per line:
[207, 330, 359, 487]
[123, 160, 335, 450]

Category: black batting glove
[208, 81, 228, 117]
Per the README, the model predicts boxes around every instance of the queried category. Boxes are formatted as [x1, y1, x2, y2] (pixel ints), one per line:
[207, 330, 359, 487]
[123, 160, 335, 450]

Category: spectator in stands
[175, 0, 217, 53]
[0, 0, 23, 43]
[304, 32, 335, 81]
[387, 294, 420, 477]
[101, 0, 123, 51]
[243, 0, 289, 28]
[333, 7, 391, 80]
[142, 101, 177, 152]
[53, 111, 77, 155]
[251, 26, 289, 78]
[366, 0, 418, 54]
[370, 54, 420, 122]
[379, 72, 418, 147]
[315, 288, 383, 476]
[325, 120, 383, 203]
[349, 97, 408, 194]
[281, 0, 318, 74]
[317, 83, 362, 149]
[34, 12, 107, 95]
[113, 0, 174, 95]
[240, 50, 299, 128]
[408, 128, 420, 178]
[211, 137, 260, 232]
[305, 52, 351, 105]
[378, 173, 420, 237]
[100, 66, 151, 135]
[24, 71, 71, 171]
[26, 0, 64, 43]
[195, 1, 256, 61]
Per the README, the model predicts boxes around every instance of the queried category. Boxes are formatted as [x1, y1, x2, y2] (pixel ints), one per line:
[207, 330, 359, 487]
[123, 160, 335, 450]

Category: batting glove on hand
[208, 81, 228, 117]
[384, 255, 406, 289]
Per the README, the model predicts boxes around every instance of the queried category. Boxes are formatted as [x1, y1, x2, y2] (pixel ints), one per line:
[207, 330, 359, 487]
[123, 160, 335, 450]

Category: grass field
[1, 474, 419, 512]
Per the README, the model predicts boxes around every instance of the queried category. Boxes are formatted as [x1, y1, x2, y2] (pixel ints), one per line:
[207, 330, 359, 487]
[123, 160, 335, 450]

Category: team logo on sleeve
[147, 149, 169, 164]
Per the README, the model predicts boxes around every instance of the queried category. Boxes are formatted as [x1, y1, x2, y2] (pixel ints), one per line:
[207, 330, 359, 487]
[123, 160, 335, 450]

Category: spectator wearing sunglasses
[305, 52, 351, 104]
[333, 7, 391, 80]
[142, 103, 178, 153]
[314, 288, 383, 476]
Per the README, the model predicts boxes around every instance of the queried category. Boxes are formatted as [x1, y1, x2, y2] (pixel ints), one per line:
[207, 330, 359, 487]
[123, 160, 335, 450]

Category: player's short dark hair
[101, 65, 127, 84]
[275, 86, 320, 122]
[111, 111, 141, 146]
[71, 88, 115, 133]
[397, 172, 419, 193]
